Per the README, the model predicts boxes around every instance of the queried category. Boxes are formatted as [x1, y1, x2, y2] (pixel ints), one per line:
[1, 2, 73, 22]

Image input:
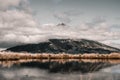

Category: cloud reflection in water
[0, 59, 120, 80]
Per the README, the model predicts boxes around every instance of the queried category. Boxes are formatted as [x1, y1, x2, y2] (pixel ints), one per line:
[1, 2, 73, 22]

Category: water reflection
[0, 59, 120, 80]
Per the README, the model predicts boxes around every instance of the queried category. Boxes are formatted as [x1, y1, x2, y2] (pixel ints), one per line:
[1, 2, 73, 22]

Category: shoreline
[0, 52, 120, 60]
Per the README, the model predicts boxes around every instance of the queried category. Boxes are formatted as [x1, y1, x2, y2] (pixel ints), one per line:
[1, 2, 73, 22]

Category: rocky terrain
[6, 39, 120, 54]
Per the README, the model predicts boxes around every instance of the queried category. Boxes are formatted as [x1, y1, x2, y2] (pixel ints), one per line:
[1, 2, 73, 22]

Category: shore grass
[0, 51, 120, 60]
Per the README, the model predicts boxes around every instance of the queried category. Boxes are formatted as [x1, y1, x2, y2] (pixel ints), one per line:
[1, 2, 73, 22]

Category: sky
[30, 0, 120, 25]
[0, 0, 120, 50]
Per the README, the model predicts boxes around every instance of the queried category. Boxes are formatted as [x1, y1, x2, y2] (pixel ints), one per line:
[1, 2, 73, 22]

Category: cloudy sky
[0, 0, 120, 50]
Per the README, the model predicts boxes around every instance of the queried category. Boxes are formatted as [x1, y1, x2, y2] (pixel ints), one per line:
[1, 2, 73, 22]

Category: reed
[0, 51, 120, 60]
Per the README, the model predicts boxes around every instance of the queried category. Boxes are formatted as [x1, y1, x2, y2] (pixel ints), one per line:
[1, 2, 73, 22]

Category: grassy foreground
[0, 51, 120, 60]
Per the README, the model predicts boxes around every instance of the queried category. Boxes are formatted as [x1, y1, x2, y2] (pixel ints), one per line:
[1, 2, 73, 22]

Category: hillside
[6, 39, 120, 54]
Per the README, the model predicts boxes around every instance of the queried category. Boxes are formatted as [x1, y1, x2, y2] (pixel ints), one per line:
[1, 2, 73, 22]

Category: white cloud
[0, 0, 42, 48]
[0, 0, 120, 49]
[0, 0, 25, 10]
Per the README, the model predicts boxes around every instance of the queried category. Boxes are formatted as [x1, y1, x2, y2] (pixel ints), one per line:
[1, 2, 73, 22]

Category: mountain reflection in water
[0, 59, 120, 80]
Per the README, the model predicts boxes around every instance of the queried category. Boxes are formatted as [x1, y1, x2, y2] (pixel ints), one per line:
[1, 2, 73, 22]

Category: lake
[0, 59, 120, 80]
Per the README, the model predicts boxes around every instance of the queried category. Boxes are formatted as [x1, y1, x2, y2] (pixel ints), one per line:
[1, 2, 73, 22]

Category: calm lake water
[0, 59, 120, 80]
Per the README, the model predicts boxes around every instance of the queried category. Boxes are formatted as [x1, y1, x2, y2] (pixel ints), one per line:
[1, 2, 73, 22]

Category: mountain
[6, 39, 120, 54]
[57, 23, 66, 26]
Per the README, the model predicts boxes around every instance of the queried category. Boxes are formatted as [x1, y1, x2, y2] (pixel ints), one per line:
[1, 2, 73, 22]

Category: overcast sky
[30, 0, 120, 25]
[0, 0, 120, 50]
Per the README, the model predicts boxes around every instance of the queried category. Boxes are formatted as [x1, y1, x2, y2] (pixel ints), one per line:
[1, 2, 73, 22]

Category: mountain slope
[6, 39, 120, 54]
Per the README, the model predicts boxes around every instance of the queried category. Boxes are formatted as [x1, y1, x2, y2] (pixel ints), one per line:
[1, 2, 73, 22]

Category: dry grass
[0, 51, 120, 60]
